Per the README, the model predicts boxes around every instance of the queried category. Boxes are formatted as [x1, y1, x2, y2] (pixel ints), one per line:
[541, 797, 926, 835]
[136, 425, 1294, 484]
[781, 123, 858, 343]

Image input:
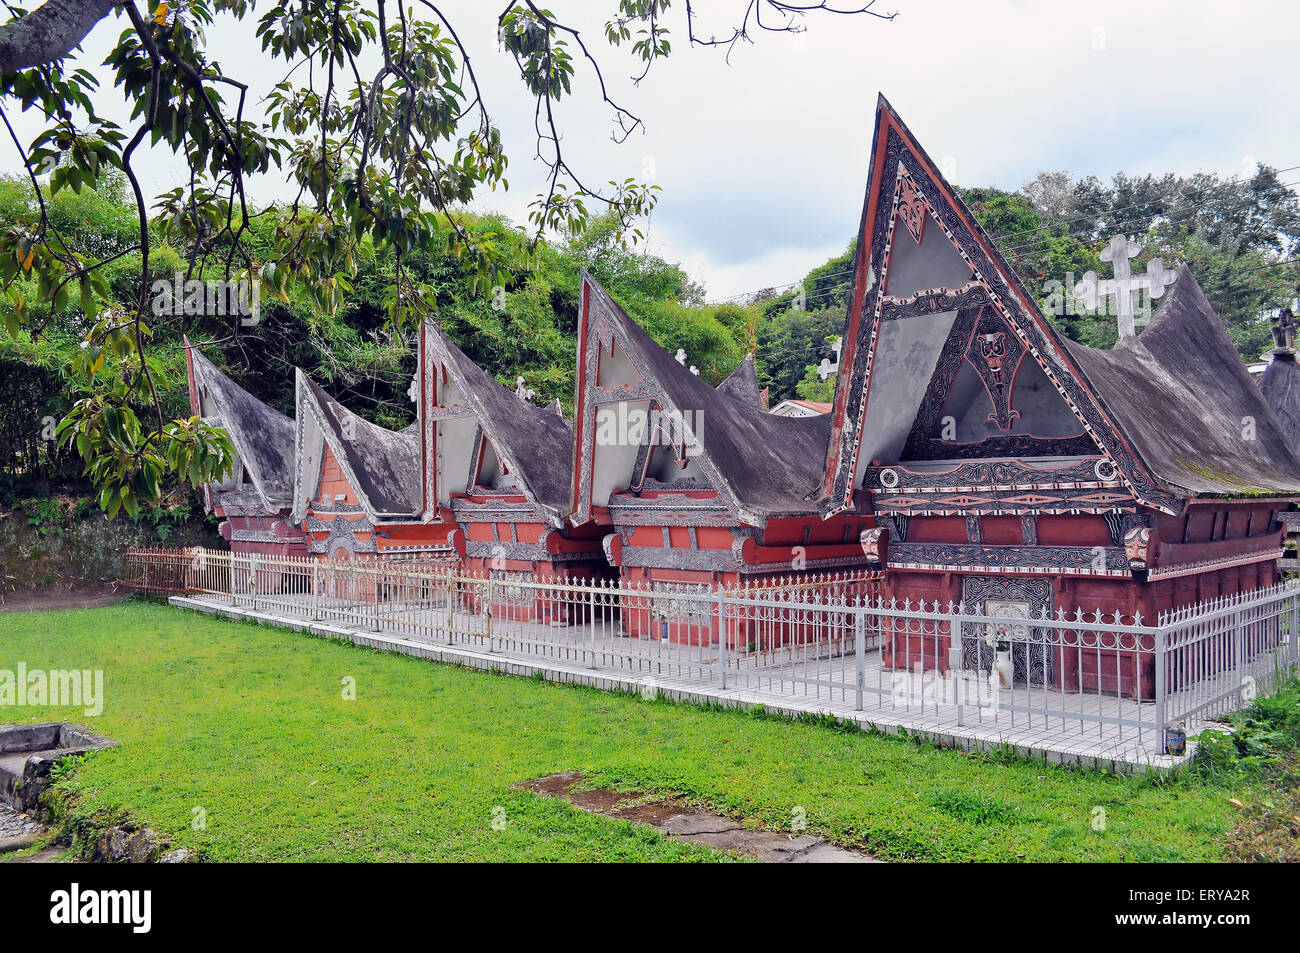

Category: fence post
[1155, 626, 1167, 751]
[948, 612, 965, 727]
[311, 560, 321, 622]
[718, 588, 728, 691]
[1235, 604, 1246, 704]
[854, 611, 865, 711]
[485, 574, 495, 652]
[445, 568, 454, 637]
[1292, 592, 1299, 673]
[249, 556, 258, 612]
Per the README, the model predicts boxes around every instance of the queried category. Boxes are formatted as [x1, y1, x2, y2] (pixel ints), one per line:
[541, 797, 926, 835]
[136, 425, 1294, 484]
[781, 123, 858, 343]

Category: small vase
[994, 649, 1014, 689]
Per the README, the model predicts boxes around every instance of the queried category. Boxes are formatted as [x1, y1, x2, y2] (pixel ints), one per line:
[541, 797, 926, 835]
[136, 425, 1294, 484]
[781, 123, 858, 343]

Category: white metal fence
[124, 548, 1300, 754]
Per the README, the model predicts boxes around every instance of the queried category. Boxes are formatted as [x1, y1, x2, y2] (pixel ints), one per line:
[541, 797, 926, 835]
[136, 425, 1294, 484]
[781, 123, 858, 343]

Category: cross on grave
[674, 347, 699, 375]
[1073, 235, 1178, 340]
[406, 374, 420, 404]
[817, 337, 843, 381]
[515, 375, 536, 402]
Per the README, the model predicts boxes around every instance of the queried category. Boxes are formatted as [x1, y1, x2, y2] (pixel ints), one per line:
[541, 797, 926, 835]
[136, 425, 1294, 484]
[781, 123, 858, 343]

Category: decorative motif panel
[960, 575, 1054, 685]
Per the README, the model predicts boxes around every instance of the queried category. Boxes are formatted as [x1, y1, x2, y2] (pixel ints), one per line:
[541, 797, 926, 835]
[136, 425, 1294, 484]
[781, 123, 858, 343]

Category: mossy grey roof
[296, 372, 423, 517]
[716, 353, 765, 409]
[1259, 350, 1300, 449]
[185, 341, 295, 508]
[583, 272, 831, 517]
[1063, 267, 1300, 498]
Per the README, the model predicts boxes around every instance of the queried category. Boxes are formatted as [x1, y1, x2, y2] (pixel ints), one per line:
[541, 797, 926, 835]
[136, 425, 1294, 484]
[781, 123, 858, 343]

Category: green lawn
[0, 601, 1247, 861]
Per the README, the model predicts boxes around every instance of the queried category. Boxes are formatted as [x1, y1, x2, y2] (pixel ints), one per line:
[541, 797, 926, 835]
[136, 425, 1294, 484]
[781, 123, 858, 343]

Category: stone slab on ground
[4, 847, 68, 863]
[0, 723, 116, 813]
[519, 772, 879, 863]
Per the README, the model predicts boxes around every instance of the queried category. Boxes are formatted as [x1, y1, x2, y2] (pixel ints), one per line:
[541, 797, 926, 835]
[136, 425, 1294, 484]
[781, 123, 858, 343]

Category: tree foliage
[0, 0, 893, 511]
[0, 178, 756, 487]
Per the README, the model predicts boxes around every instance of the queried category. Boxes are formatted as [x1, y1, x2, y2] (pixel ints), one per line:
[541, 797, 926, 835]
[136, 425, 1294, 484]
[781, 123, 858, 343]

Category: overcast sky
[4, 0, 1297, 300]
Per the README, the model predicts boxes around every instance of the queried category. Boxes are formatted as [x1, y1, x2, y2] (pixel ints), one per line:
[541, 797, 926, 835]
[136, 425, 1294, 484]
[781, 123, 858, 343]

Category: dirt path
[0, 584, 129, 612]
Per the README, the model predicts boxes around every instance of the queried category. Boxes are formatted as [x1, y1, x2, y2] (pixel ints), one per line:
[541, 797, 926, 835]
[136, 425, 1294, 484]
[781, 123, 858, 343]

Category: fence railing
[123, 548, 1300, 755]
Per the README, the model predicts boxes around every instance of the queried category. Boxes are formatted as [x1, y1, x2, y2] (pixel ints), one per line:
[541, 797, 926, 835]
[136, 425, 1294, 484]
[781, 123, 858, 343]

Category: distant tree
[755, 304, 843, 401]
[794, 363, 834, 402]
[1021, 170, 1075, 222]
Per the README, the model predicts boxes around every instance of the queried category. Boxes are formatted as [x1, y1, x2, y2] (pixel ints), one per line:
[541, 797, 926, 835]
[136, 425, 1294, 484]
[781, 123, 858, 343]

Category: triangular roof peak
[821, 97, 1206, 515]
[420, 321, 575, 526]
[716, 352, 765, 409]
[183, 337, 295, 509]
[571, 269, 831, 526]
[291, 368, 422, 521]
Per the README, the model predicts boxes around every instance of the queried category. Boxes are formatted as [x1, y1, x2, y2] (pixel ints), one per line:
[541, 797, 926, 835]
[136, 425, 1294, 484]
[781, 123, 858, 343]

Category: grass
[1193, 677, 1300, 860]
[0, 600, 1263, 862]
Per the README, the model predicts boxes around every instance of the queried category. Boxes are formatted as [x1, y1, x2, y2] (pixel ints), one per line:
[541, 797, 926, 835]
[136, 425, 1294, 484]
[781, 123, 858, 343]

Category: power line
[1246, 254, 1300, 275]
[708, 267, 855, 304]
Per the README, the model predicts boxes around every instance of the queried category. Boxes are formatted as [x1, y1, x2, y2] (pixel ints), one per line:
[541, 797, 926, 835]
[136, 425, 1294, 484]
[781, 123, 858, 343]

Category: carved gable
[900, 305, 1090, 461]
[823, 97, 1181, 516]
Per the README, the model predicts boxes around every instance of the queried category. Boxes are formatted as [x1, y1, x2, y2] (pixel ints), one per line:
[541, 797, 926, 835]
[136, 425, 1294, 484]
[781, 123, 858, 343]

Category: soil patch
[0, 584, 128, 612]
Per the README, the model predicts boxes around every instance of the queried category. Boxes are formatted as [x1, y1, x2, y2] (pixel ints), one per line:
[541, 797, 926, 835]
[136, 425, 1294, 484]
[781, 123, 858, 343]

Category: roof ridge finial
[1272, 306, 1297, 355]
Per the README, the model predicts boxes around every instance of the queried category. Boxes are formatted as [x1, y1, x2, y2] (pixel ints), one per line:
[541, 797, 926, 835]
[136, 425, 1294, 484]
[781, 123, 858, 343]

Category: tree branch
[0, 0, 121, 73]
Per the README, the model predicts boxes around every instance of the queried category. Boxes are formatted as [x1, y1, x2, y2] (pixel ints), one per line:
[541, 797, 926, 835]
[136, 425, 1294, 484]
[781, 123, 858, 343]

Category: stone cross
[1073, 235, 1178, 339]
[515, 375, 535, 402]
[674, 348, 699, 376]
[817, 337, 843, 381]
[407, 374, 420, 404]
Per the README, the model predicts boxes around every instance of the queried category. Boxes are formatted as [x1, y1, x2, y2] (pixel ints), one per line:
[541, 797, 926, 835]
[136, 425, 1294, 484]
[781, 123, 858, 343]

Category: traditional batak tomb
[416, 321, 609, 622]
[183, 338, 307, 557]
[187, 94, 1300, 696]
[824, 97, 1300, 696]
[569, 270, 878, 642]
